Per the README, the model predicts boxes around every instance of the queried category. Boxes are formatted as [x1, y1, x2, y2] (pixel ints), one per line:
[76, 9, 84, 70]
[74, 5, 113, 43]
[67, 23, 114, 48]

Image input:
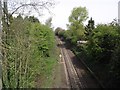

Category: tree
[45, 17, 52, 28]
[85, 17, 95, 39]
[67, 6, 88, 45]
[25, 16, 39, 23]
[55, 27, 63, 36]
[69, 6, 88, 24]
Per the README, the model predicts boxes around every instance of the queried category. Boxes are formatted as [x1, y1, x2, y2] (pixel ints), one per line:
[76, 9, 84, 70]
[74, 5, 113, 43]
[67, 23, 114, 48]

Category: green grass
[39, 46, 59, 88]
[40, 57, 57, 87]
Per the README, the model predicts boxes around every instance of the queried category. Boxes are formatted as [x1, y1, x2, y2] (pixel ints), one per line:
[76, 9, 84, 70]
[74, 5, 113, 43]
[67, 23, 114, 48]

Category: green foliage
[2, 15, 57, 88]
[84, 24, 119, 63]
[57, 30, 65, 37]
[81, 23, 120, 87]
[55, 6, 88, 46]
[62, 15, 120, 87]
[55, 27, 64, 36]
[68, 6, 88, 44]
[25, 16, 40, 23]
[85, 17, 95, 39]
[63, 30, 72, 41]
[69, 6, 88, 24]
[30, 23, 55, 57]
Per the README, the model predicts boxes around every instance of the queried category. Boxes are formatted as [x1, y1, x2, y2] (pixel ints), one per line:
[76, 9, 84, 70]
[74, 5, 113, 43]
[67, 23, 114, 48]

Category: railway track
[57, 37, 102, 89]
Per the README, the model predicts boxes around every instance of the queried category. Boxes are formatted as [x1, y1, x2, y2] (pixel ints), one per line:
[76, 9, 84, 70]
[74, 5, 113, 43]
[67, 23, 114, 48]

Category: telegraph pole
[118, 1, 120, 24]
[0, 0, 2, 89]
[3, 0, 8, 20]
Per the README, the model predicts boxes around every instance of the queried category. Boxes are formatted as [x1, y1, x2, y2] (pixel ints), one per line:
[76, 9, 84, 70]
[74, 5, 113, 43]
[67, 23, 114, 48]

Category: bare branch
[7, 0, 55, 17]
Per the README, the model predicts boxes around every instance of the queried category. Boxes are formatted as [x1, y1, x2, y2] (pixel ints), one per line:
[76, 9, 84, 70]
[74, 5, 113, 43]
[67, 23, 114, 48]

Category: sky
[39, 0, 120, 30]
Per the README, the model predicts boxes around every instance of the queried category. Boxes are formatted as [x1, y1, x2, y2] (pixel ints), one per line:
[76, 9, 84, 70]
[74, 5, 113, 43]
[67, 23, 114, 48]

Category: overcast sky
[39, 0, 120, 29]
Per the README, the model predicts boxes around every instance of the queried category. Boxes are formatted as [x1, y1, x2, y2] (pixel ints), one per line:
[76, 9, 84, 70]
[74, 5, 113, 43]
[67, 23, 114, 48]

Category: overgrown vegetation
[55, 6, 120, 88]
[2, 15, 57, 88]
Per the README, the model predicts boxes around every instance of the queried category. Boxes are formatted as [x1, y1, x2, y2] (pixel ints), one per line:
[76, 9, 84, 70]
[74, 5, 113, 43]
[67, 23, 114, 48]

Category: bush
[2, 16, 56, 88]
